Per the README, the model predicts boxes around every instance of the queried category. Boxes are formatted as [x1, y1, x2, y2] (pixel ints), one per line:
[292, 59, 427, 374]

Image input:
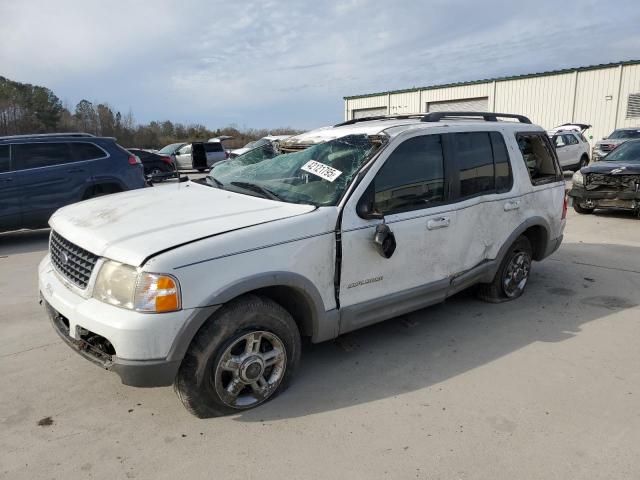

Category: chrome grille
[50, 231, 98, 289]
[600, 143, 616, 152]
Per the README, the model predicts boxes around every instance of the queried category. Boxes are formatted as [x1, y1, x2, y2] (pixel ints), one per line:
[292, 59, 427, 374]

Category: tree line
[0, 76, 302, 149]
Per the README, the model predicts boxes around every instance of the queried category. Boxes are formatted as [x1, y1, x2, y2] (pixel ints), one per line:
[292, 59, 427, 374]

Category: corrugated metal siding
[427, 97, 488, 112]
[618, 63, 640, 127]
[344, 63, 640, 146]
[389, 92, 420, 115]
[573, 66, 622, 144]
[346, 95, 388, 120]
[494, 73, 575, 129]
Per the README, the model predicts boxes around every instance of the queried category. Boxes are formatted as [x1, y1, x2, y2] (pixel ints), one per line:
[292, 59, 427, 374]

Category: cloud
[1, 0, 638, 129]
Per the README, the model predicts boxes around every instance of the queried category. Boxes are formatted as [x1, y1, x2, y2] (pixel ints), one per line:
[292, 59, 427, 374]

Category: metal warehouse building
[344, 60, 640, 146]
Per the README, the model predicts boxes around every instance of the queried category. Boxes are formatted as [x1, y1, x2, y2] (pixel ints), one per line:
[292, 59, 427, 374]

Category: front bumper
[569, 185, 640, 209]
[39, 255, 198, 387]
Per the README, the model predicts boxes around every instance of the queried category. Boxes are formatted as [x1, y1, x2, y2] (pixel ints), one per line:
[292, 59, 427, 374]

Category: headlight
[93, 260, 181, 313]
[572, 170, 584, 186]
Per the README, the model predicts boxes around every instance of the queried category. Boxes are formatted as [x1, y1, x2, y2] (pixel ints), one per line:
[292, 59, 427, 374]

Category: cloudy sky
[1, 0, 639, 130]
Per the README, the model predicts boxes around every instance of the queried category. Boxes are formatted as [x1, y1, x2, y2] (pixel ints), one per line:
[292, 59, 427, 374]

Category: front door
[0, 145, 21, 231]
[339, 133, 457, 333]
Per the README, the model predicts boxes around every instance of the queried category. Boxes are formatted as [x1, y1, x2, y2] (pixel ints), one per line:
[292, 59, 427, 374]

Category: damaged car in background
[592, 127, 640, 162]
[570, 138, 640, 215]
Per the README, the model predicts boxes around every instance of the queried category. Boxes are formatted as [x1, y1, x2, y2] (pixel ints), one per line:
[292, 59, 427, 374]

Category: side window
[491, 132, 512, 193]
[374, 135, 445, 215]
[451, 132, 495, 198]
[553, 135, 566, 147]
[204, 142, 223, 153]
[516, 133, 562, 186]
[0, 145, 9, 173]
[563, 134, 578, 145]
[13, 142, 73, 170]
[178, 144, 192, 155]
[70, 142, 106, 161]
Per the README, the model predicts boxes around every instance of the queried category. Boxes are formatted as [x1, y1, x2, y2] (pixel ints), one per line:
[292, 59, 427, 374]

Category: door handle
[0, 178, 13, 183]
[504, 200, 520, 211]
[427, 216, 450, 230]
[66, 168, 84, 173]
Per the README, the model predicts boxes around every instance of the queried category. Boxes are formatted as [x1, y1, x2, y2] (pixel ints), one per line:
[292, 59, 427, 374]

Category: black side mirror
[373, 224, 396, 259]
[356, 182, 384, 220]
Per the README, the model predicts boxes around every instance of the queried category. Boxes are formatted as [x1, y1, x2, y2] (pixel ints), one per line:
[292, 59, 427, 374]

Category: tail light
[225, 150, 230, 159]
[562, 192, 568, 219]
[128, 155, 141, 165]
[160, 155, 172, 165]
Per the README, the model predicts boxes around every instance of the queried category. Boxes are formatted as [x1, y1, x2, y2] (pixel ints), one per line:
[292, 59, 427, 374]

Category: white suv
[39, 112, 566, 417]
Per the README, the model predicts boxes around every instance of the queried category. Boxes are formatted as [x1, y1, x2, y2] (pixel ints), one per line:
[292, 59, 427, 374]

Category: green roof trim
[343, 60, 640, 100]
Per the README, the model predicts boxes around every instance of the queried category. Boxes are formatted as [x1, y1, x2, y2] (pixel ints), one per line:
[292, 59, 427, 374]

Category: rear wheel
[477, 236, 533, 303]
[175, 295, 301, 418]
[82, 184, 121, 200]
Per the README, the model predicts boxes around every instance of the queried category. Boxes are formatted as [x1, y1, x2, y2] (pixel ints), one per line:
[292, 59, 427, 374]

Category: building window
[627, 93, 640, 118]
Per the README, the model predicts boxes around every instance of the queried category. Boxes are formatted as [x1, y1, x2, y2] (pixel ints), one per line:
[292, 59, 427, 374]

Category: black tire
[578, 155, 589, 169]
[175, 295, 301, 418]
[197, 168, 206, 173]
[83, 184, 121, 200]
[477, 236, 533, 303]
[573, 201, 595, 214]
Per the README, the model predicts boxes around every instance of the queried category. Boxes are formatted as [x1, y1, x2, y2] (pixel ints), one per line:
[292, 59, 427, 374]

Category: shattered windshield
[158, 143, 184, 154]
[208, 134, 380, 205]
[604, 141, 640, 163]
[608, 130, 640, 140]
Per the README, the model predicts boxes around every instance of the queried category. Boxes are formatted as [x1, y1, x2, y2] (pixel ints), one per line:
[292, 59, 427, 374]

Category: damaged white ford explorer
[39, 112, 566, 417]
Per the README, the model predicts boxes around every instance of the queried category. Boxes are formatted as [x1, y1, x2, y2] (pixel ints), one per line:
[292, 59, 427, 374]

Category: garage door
[427, 97, 489, 113]
[352, 107, 388, 119]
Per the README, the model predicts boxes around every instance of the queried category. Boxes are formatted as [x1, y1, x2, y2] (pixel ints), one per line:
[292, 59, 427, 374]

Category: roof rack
[334, 114, 424, 127]
[420, 111, 531, 124]
[0, 132, 95, 141]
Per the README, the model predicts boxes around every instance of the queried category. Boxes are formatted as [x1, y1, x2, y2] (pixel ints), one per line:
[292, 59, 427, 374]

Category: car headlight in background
[93, 260, 181, 313]
[572, 170, 584, 186]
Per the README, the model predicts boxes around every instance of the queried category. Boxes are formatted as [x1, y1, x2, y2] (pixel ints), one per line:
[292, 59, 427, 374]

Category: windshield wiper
[206, 176, 224, 188]
[230, 181, 283, 201]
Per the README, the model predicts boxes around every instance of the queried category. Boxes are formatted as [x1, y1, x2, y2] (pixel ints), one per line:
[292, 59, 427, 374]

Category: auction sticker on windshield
[301, 160, 342, 182]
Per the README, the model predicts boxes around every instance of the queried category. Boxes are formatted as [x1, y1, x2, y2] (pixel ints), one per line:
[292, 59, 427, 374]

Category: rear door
[444, 130, 521, 274]
[0, 145, 21, 231]
[204, 142, 225, 167]
[13, 142, 87, 228]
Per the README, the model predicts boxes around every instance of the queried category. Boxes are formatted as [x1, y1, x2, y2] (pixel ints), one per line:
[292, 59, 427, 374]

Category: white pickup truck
[39, 112, 566, 417]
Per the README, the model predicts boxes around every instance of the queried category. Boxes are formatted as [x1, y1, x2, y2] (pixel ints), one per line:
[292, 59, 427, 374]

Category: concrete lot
[1, 197, 639, 479]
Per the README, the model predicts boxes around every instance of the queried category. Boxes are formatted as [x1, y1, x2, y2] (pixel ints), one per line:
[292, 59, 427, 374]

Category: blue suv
[0, 133, 146, 232]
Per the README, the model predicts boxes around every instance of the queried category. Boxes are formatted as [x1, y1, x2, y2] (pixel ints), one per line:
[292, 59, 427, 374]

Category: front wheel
[175, 295, 301, 418]
[477, 236, 533, 303]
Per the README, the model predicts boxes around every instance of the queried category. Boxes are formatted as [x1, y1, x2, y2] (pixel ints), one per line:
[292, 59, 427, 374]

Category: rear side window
[205, 142, 223, 153]
[563, 134, 578, 145]
[516, 133, 562, 186]
[178, 144, 192, 155]
[0, 145, 9, 173]
[491, 132, 512, 192]
[13, 142, 73, 170]
[450, 132, 495, 198]
[71, 142, 106, 161]
[374, 134, 445, 215]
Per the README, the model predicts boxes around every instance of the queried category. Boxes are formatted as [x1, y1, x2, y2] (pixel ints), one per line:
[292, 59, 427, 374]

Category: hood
[50, 183, 315, 266]
[595, 138, 628, 148]
[582, 161, 640, 175]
